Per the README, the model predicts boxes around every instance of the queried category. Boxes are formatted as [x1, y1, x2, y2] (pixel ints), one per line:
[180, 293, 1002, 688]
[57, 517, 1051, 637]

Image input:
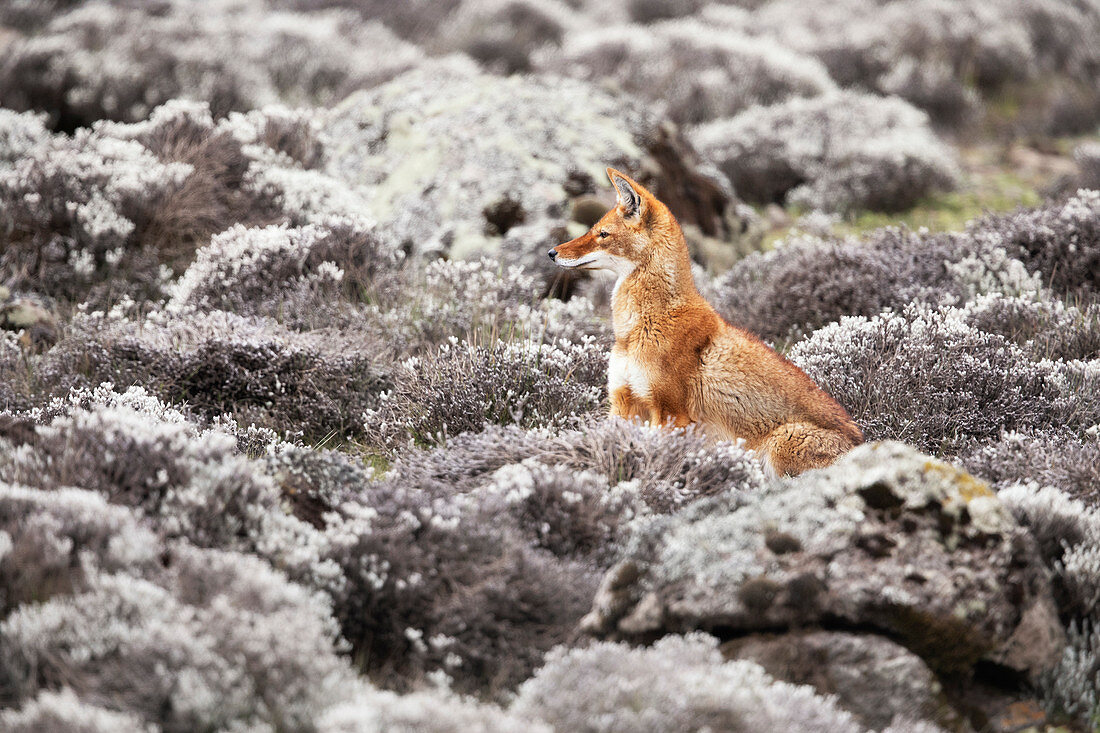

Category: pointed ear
[606, 167, 645, 223]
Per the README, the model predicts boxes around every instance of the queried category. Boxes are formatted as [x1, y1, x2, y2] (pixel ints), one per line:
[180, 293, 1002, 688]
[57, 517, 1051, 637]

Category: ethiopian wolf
[549, 168, 862, 476]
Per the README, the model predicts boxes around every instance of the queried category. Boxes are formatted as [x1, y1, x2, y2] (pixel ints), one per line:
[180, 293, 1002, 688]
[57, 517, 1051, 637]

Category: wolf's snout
[547, 248, 557, 261]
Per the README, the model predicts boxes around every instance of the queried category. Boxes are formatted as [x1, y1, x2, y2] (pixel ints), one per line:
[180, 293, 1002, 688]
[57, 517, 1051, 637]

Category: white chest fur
[608, 350, 653, 399]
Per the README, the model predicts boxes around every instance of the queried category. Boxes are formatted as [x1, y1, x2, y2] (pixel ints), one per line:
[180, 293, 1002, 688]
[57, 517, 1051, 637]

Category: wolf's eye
[597, 230, 610, 239]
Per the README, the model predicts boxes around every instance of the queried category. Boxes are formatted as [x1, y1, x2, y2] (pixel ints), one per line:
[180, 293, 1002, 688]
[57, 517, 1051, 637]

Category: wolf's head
[548, 168, 674, 275]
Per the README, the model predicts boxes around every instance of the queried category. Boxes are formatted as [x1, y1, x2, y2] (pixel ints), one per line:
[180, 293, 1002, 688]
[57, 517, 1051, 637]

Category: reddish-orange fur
[549, 168, 863, 476]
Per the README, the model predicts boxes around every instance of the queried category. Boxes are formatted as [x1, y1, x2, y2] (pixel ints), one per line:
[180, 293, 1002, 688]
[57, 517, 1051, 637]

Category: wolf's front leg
[610, 386, 650, 422]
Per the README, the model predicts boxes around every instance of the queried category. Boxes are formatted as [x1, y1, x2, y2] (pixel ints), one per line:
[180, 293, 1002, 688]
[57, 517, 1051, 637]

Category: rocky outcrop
[582, 442, 1067, 729]
[319, 58, 755, 275]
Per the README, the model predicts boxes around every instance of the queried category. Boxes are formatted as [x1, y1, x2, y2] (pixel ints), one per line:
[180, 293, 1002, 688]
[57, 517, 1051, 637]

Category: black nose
[547, 249, 557, 260]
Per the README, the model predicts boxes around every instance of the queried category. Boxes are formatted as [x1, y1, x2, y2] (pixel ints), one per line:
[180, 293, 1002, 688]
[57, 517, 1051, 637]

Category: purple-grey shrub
[538, 18, 836, 125]
[788, 303, 1099, 454]
[692, 91, 959, 212]
[961, 430, 1100, 505]
[321, 478, 600, 696]
[712, 217, 1061, 343]
[38, 310, 390, 443]
[738, 0, 1100, 130]
[365, 337, 606, 450]
[0, 388, 337, 589]
[0, 541, 354, 732]
[167, 218, 404, 322]
[0, 0, 423, 128]
[970, 190, 1100, 301]
[0, 100, 308, 304]
[513, 634, 863, 733]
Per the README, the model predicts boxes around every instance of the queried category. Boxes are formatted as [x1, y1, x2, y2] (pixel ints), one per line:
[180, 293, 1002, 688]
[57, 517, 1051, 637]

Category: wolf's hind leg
[759, 422, 856, 477]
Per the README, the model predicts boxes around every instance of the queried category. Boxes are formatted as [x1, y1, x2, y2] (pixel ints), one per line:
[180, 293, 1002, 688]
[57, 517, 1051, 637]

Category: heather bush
[739, 0, 1100, 130]
[0, 481, 160, 615]
[39, 310, 390, 443]
[318, 686, 544, 733]
[513, 634, 863, 733]
[0, 0, 80, 32]
[0, 109, 50, 167]
[0, 116, 193, 301]
[168, 218, 404, 322]
[441, 0, 576, 74]
[692, 91, 958, 212]
[0, 542, 354, 732]
[970, 190, 1100, 301]
[0, 689, 154, 733]
[961, 430, 1100, 504]
[0, 0, 422, 128]
[365, 337, 606, 450]
[391, 418, 764, 514]
[0, 388, 338, 589]
[788, 303, 1099, 453]
[998, 483, 1100, 618]
[270, 0, 461, 43]
[1038, 620, 1100, 729]
[958, 292, 1100, 361]
[0, 100, 339, 305]
[712, 225, 1046, 343]
[321, 478, 600, 695]
[538, 19, 836, 125]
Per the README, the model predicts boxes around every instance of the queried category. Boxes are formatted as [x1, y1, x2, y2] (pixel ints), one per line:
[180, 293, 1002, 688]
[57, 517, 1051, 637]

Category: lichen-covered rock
[319, 59, 750, 267]
[723, 631, 965, 731]
[584, 442, 1065, 679]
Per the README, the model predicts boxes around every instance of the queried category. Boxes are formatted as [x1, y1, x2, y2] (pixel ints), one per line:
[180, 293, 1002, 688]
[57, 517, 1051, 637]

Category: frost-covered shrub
[789, 304, 1099, 453]
[366, 338, 606, 449]
[713, 216, 1067, 343]
[0, 389, 337, 589]
[538, 19, 836, 125]
[541, 418, 765, 514]
[391, 418, 764, 515]
[958, 292, 1100, 361]
[0, 0, 80, 32]
[0, 0, 423, 127]
[970, 190, 1100, 301]
[0, 689, 154, 733]
[0, 332, 31, 413]
[1039, 620, 1100, 729]
[961, 431, 1100, 504]
[513, 634, 862, 733]
[318, 685, 545, 733]
[0, 109, 50, 167]
[0, 100, 333, 304]
[39, 310, 390, 443]
[0, 482, 160, 615]
[692, 91, 958, 212]
[168, 219, 404, 321]
[998, 483, 1100, 618]
[628, 0, 703, 23]
[714, 230, 965, 341]
[442, 0, 576, 74]
[0, 117, 193, 301]
[322, 479, 599, 695]
[0, 543, 353, 732]
[475, 459, 635, 562]
[271, 0, 461, 43]
[740, 0, 1100, 129]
